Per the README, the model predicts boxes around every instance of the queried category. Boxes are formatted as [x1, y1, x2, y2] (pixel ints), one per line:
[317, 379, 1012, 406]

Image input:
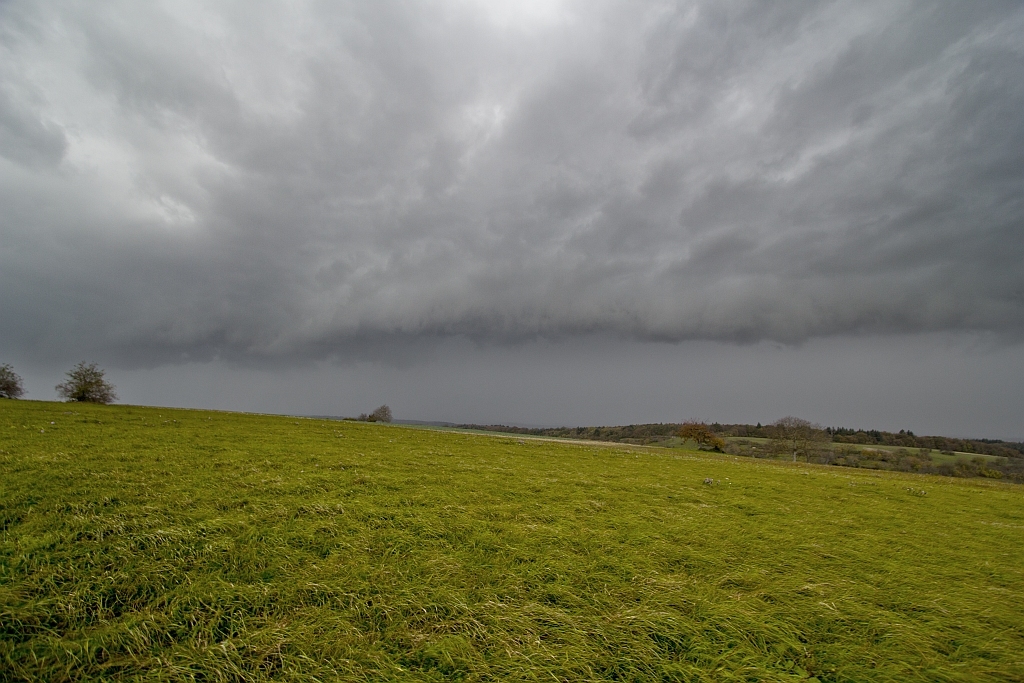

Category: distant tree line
[828, 428, 1024, 458]
[456, 421, 1024, 459]
[454, 418, 1024, 483]
[711, 422, 1024, 458]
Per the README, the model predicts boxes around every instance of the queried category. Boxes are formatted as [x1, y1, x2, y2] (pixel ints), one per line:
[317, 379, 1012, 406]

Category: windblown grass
[2, 400, 1023, 681]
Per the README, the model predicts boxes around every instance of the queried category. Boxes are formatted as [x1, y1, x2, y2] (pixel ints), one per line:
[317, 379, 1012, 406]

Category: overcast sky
[2, 1, 1023, 438]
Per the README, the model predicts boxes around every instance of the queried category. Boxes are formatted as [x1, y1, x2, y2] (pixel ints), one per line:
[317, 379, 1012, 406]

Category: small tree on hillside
[678, 422, 726, 452]
[370, 404, 393, 423]
[56, 362, 117, 404]
[0, 363, 25, 399]
[770, 416, 827, 462]
[356, 405, 393, 423]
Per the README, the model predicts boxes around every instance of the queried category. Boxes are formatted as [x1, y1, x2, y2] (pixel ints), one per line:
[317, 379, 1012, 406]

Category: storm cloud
[2, 1, 1023, 369]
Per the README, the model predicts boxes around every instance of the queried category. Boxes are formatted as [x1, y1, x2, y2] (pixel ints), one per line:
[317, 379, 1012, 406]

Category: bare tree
[370, 404, 393, 423]
[678, 422, 726, 452]
[56, 362, 117, 404]
[0, 363, 25, 399]
[770, 417, 823, 464]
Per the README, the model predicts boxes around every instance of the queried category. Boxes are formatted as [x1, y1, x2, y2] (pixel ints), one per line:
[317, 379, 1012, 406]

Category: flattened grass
[2, 400, 1023, 681]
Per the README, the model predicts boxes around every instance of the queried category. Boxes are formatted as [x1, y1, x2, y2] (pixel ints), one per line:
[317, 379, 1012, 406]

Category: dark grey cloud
[0, 87, 67, 167]
[54, 333, 1018, 442]
[2, 0, 1023, 367]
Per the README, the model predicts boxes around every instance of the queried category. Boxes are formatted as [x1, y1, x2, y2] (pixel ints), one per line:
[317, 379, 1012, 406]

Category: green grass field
[3, 400, 1023, 681]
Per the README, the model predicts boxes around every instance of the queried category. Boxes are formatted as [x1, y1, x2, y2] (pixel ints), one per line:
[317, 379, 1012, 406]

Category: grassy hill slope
[2, 400, 1023, 681]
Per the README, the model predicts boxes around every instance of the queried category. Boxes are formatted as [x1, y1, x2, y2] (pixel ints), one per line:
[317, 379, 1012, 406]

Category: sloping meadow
[2, 401, 1022, 681]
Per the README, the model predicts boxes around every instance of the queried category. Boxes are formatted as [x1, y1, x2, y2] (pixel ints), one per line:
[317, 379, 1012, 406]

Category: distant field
[3, 401, 1024, 681]
[434, 428, 1007, 466]
[712, 436, 1003, 464]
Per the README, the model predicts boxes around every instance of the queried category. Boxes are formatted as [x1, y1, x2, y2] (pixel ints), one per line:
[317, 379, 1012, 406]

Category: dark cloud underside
[1, 0, 1023, 366]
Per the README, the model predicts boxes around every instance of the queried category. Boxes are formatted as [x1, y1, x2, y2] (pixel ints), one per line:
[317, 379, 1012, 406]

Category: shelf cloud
[2, 0, 1023, 367]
